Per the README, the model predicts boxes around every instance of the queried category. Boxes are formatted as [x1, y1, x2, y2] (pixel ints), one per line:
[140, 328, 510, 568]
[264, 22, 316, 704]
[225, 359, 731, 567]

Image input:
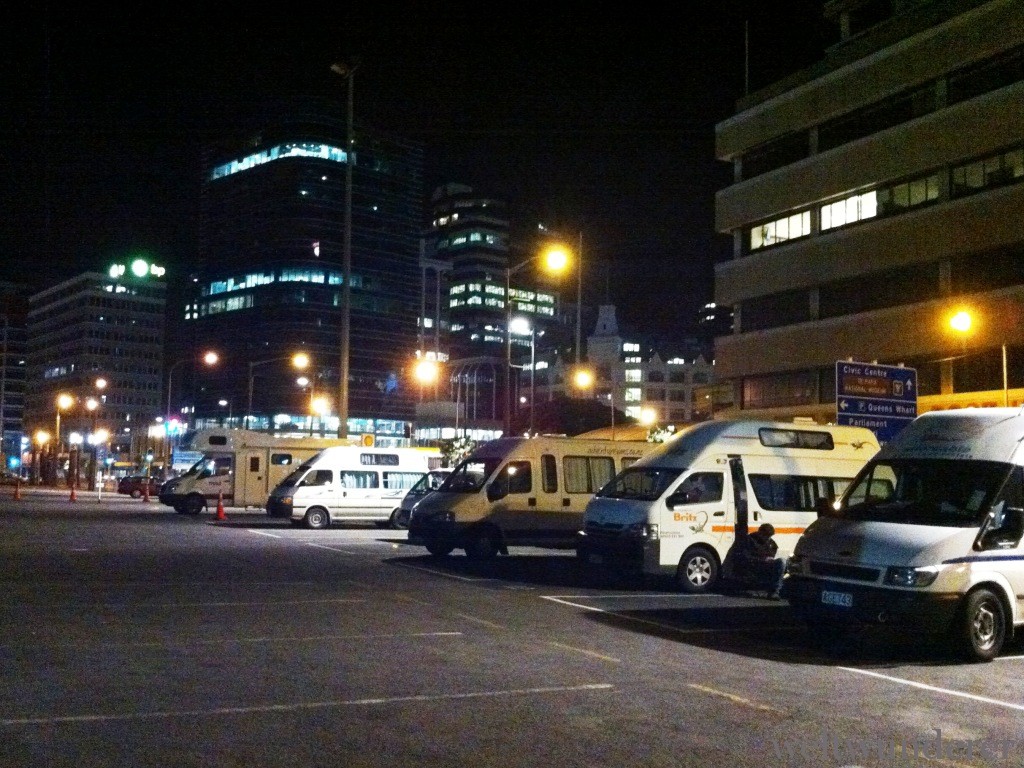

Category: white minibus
[267, 445, 442, 528]
[408, 436, 654, 560]
[579, 420, 880, 593]
[786, 408, 1024, 661]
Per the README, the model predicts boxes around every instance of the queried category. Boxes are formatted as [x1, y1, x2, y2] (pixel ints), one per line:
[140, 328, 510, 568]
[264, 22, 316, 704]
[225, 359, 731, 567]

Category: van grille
[809, 561, 881, 582]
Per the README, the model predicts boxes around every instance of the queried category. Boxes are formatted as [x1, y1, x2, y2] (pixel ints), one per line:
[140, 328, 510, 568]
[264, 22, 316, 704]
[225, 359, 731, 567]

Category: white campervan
[267, 445, 442, 529]
[579, 420, 880, 593]
[786, 408, 1024, 662]
[407, 436, 654, 560]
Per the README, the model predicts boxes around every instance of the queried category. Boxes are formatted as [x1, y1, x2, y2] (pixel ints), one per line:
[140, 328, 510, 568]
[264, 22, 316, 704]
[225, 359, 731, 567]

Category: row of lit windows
[748, 143, 1024, 252]
[206, 269, 362, 297]
[209, 143, 350, 181]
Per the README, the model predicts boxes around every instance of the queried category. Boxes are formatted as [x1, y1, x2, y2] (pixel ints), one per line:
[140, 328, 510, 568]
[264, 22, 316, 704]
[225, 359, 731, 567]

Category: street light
[949, 309, 1008, 406]
[510, 318, 539, 435]
[331, 59, 360, 440]
[55, 393, 74, 452]
[247, 352, 310, 430]
[541, 235, 584, 364]
[166, 351, 219, 424]
[505, 248, 568, 433]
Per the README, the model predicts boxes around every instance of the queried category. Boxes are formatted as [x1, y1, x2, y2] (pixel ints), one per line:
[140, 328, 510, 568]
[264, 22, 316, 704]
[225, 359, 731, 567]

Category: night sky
[3, 2, 833, 337]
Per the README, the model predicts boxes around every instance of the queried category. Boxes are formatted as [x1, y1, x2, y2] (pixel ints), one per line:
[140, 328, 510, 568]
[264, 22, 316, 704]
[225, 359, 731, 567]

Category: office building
[0, 280, 30, 471]
[186, 97, 424, 444]
[25, 261, 166, 464]
[714, 0, 1024, 423]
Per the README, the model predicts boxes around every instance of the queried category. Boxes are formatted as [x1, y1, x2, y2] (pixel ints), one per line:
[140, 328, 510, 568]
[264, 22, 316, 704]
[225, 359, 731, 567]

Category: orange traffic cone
[69, 483, 77, 502]
[13, 479, 21, 500]
[215, 491, 226, 521]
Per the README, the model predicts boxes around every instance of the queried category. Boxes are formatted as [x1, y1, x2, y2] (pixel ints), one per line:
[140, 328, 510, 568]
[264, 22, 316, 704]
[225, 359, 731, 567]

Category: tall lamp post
[247, 352, 309, 430]
[949, 309, 1008, 406]
[331, 59, 359, 439]
[505, 248, 568, 434]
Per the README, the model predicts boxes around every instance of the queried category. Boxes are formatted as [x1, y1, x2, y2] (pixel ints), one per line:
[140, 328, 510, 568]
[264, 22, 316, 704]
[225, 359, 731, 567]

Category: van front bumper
[785, 576, 961, 633]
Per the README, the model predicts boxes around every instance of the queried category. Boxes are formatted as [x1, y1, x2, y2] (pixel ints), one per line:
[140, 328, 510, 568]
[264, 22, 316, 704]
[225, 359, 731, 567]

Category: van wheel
[955, 588, 1006, 662]
[304, 507, 330, 530]
[425, 539, 453, 557]
[130, 489, 142, 499]
[183, 494, 205, 516]
[388, 508, 408, 529]
[675, 547, 718, 594]
[465, 527, 501, 561]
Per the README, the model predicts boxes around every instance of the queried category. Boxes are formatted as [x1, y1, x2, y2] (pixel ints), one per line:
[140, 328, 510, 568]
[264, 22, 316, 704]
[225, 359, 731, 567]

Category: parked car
[117, 475, 160, 499]
[0, 471, 23, 486]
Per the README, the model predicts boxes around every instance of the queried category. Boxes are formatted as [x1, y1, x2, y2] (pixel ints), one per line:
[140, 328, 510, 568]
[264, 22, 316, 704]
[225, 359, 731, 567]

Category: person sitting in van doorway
[737, 523, 787, 599]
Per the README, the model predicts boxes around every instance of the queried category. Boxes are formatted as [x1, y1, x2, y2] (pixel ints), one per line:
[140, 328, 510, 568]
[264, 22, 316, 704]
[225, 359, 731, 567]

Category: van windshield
[840, 458, 1012, 527]
[596, 466, 684, 501]
[278, 464, 314, 488]
[438, 458, 501, 493]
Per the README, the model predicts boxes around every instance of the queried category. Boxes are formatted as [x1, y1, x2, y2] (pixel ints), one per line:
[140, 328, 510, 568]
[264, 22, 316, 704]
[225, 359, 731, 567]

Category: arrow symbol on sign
[906, 378, 914, 391]
[839, 400, 849, 410]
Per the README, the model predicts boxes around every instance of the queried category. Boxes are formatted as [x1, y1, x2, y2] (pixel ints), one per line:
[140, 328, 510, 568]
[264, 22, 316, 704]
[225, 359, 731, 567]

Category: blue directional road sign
[836, 361, 918, 444]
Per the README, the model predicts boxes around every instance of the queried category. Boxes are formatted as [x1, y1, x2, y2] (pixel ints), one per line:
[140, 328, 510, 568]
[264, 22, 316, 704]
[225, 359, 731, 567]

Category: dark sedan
[117, 475, 160, 499]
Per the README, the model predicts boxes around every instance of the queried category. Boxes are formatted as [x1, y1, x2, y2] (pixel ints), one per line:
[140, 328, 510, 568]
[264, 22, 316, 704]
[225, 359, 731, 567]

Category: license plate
[821, 590, 853, 607]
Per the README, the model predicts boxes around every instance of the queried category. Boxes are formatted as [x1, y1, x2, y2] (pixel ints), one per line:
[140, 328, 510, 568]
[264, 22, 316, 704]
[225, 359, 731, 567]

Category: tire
[130, 489, 142, 499]
[465, 527, 500, 561]
[955, 588, 1006, 662]
[675, 546, 719, 594]
[390, 508, 409, 530]
[425, 539, 454, 557]
[173, 503, 186, 514]
[304, 507, 331, 530]
[183, 494, 205, 516]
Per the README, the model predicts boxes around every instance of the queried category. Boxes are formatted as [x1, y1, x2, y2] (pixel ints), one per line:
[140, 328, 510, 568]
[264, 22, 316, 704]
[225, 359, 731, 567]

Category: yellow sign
[361, 434, 375, 447]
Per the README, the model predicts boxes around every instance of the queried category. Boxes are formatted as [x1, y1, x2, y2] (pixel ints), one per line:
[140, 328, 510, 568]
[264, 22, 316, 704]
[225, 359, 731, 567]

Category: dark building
[714, 0, 1024, 421]
[184, 97, 425, 443]
[0, 280, 30, 471]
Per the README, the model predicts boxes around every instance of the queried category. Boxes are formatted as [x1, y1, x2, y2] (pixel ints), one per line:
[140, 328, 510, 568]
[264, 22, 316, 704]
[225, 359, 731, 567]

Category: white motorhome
[407, 436, 654, 559]
[579, 420, 880, 593]
[159, 429, 353, 514]
[786, 408, 1024, 662]
[267, 445, 443, 528]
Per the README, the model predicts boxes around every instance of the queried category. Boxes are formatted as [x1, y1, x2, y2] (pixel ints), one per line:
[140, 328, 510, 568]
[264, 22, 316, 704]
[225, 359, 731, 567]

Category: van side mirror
[979, 506, 1024, 549]
[486, 482, 507, 502]
[816, 497, 838, 519]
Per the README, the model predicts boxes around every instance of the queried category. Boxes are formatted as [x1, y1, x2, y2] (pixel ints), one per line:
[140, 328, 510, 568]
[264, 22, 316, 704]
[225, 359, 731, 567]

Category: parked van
[579, 420, 880, 593]
[407, 436, 654, 559]
[267, 445, 442, 528]
[391, 469, 451, 529]
[786, 408, 1024, 662]
[160, 428, 352, 514]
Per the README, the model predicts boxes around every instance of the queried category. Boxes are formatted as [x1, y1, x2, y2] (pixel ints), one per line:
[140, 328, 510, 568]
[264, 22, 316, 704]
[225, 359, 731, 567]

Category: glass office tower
[185, 97, 424, 440]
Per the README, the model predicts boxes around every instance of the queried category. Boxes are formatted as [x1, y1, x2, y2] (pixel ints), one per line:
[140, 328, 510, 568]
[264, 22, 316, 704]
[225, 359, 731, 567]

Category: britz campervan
[579, 420, 880, 593]
[159, 428, 352, 514]
[786, 408, 1024, 662]
[266, 445, 442, 529]
[407, 436, 653, 560]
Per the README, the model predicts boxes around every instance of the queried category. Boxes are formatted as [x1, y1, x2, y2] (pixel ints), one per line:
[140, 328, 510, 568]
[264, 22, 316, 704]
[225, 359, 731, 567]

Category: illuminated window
[210, 142, 349, 180]
[750, 210, 812, 250]
[820, 191, 877, 231]
[624, 369, 642, 383]
[624, 388, 641, 402]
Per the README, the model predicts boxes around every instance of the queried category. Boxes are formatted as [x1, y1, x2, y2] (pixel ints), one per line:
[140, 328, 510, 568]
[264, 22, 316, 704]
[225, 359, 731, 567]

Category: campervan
[407, 436, 653, 560]
[159, 429, 352, 514]
[579, 420, 880, 593]
[786, 408, 1024, 662]
[266, 445, 442, 528]
[392, 469, 452, 529]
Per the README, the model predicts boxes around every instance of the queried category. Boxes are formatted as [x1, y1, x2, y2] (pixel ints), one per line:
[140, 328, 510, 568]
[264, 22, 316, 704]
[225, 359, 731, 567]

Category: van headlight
[885, 565, 940, 587]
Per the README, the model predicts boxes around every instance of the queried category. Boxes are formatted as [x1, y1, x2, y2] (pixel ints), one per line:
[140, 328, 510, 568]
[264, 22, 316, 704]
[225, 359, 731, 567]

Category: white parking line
[306, 543, 362, 555]
[840, 667, 1024, 712]
[2, 683, 615, 726]
[393, 562, 498, 582]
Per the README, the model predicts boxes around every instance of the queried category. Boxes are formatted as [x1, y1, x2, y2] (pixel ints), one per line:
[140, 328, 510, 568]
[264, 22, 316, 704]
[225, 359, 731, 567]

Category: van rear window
[758, 428, 834, 450]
